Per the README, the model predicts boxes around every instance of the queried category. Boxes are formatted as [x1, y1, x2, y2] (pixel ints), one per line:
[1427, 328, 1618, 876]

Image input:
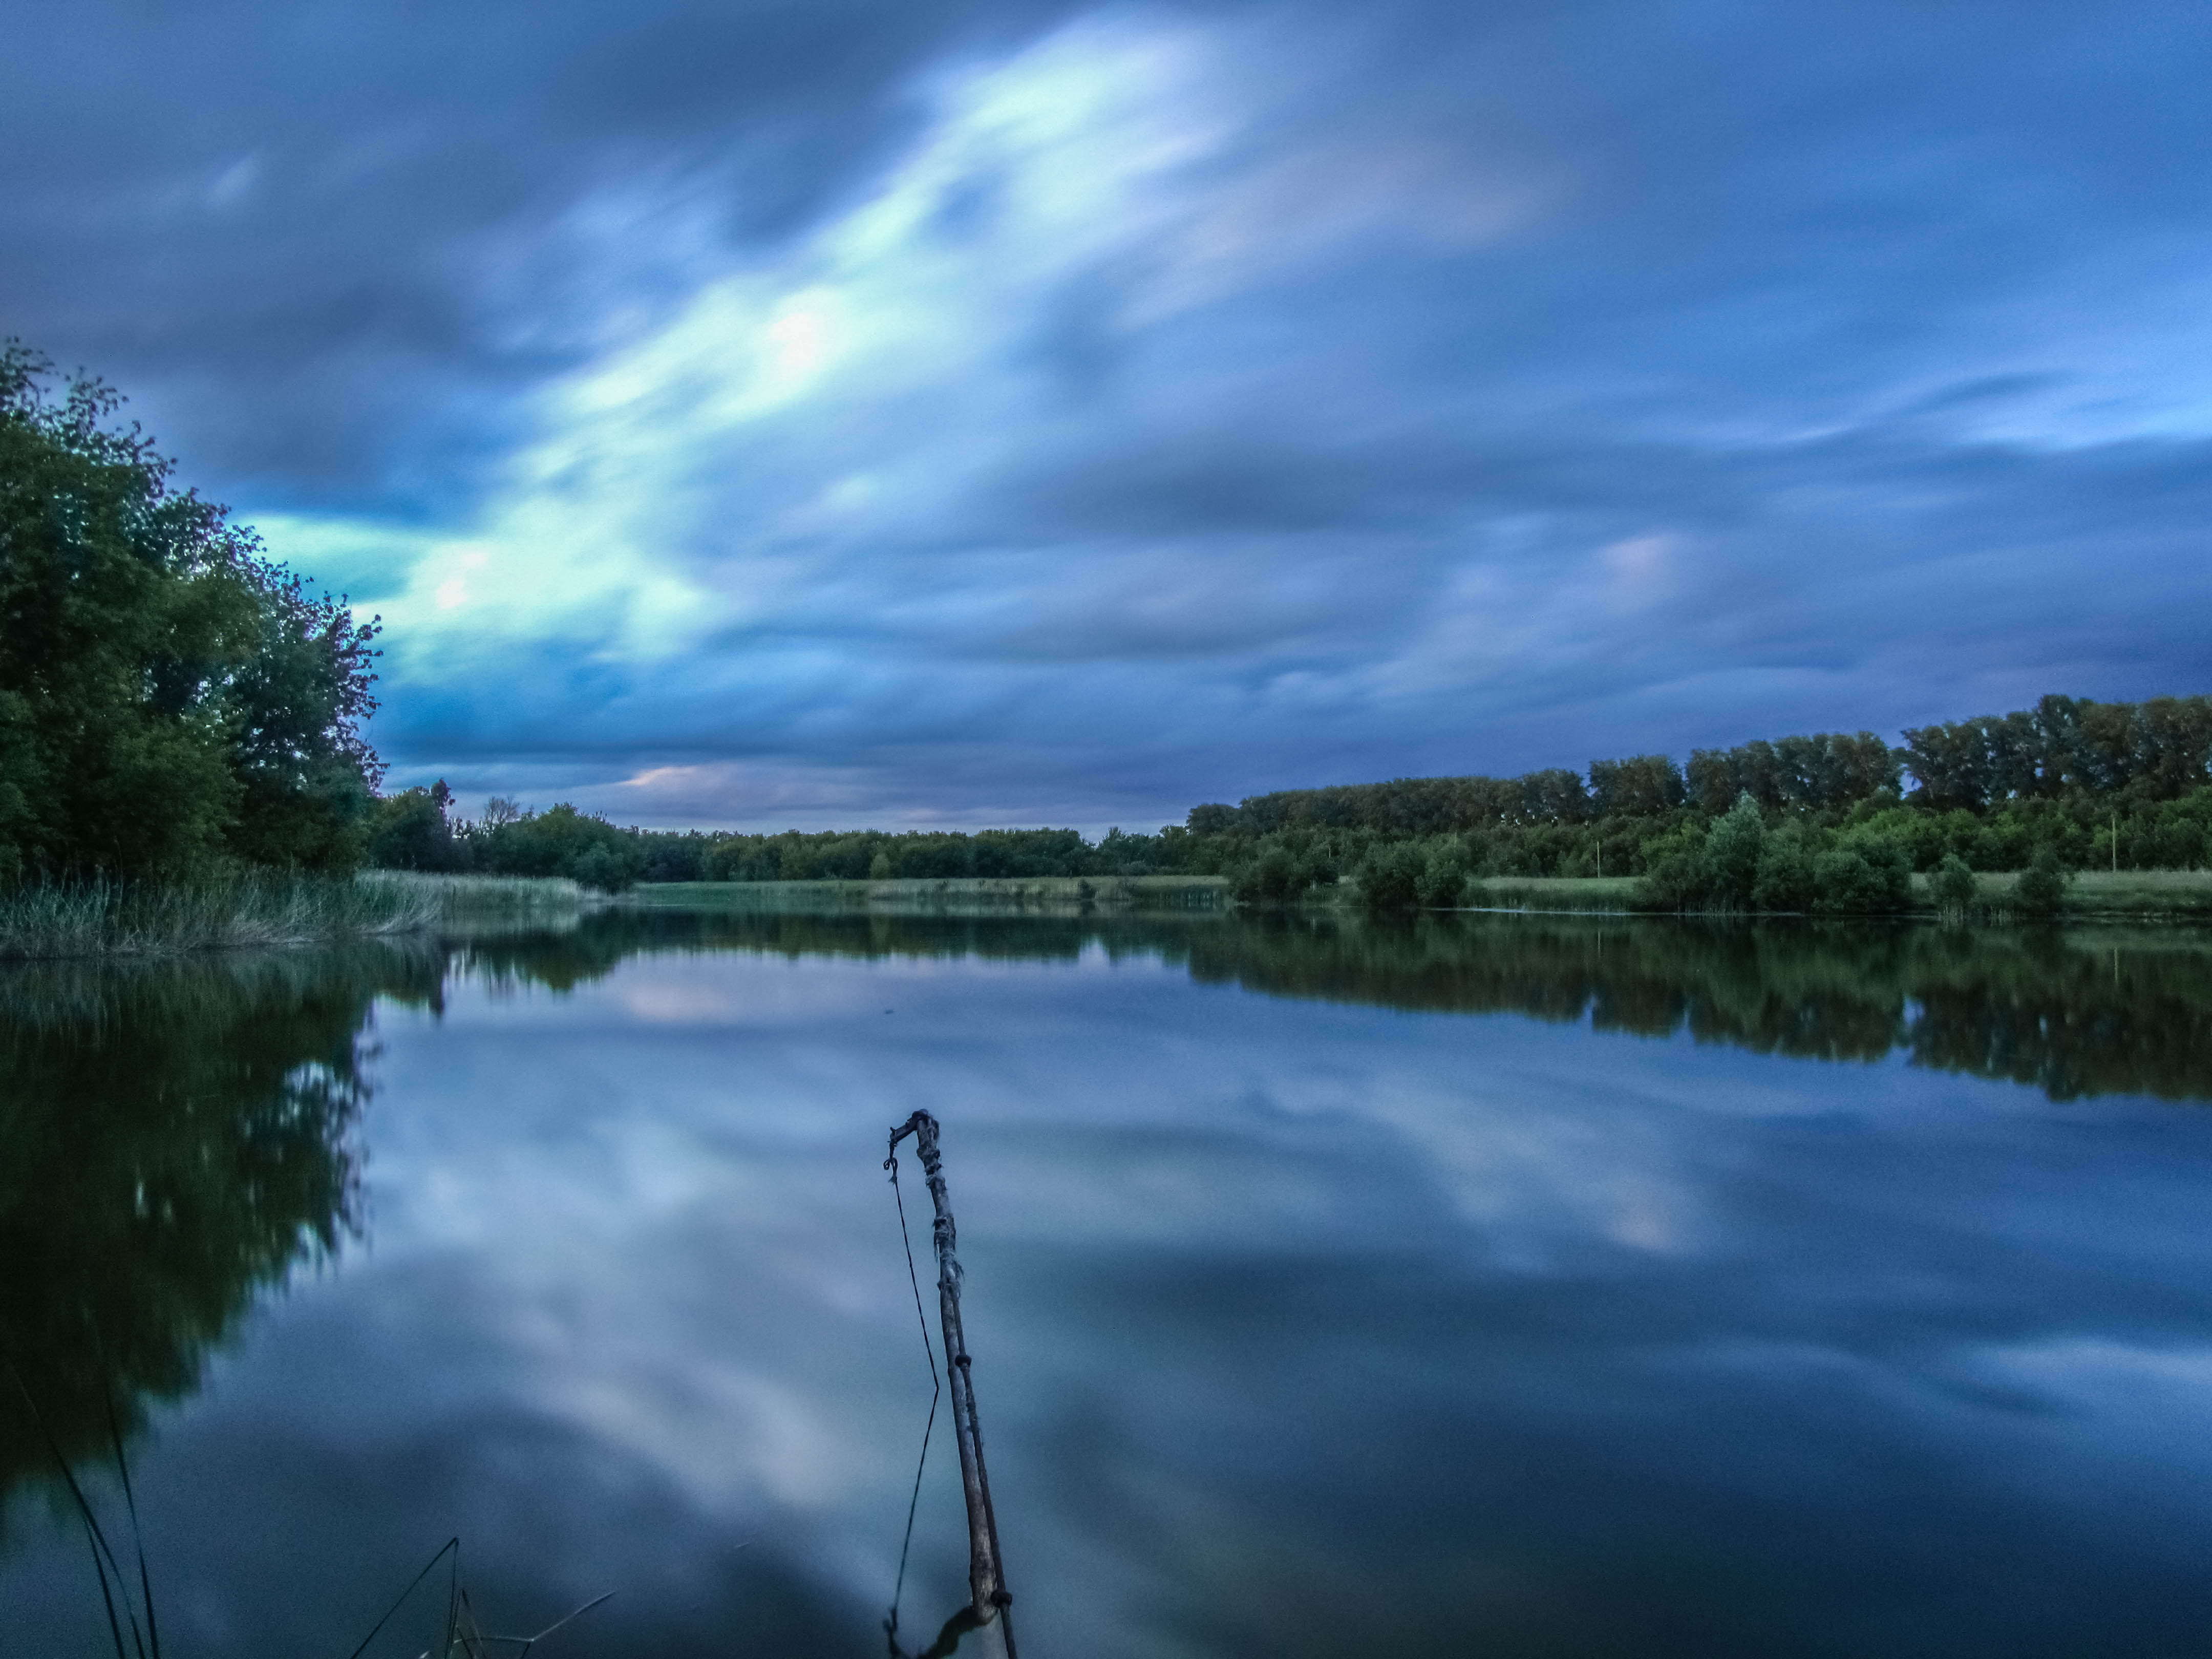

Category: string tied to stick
[884, 1129, 941, 1647]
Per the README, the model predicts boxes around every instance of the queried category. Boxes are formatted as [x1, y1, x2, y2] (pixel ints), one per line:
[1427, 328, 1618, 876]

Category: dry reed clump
[0, 871, 584, 960]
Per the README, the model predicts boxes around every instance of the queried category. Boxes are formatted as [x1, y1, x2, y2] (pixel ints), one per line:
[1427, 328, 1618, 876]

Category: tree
[1931, 853, 1978, 917]
[1701, 794, 1766, 909]
[2013, 844, 2071, 916]
[368, 781, 462, 871]
[0, 343, 381, 881]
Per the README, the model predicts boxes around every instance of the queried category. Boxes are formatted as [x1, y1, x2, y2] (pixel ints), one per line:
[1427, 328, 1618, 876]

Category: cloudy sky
[7, 1, 2208, 831]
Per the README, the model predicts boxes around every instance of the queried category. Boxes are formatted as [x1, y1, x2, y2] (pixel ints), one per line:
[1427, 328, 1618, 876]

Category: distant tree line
[366, 788, 1104, 890]
[369, 691, 2210, 913]
[1176, 693, 2210, 912]
[1, 344, 381, 884]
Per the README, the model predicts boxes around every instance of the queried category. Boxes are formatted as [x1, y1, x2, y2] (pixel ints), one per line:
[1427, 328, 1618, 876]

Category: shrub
[1354, 842, 1426, 910]
[1812, 836, 1911, 913]
[2013, 845, 2071, 915]
[1751, 822, 1817, 911]
[1415, 846, 1472, 907]
[1634, 823, 1708, 910]
[1931, 853, 1978, 916]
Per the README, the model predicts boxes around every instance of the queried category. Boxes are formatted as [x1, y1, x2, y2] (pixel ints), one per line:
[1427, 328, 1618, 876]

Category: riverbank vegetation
[1, 345, 382, 884]
[378, 691, 2212, 915]
[0, 872, 586, 960]
[0, 344, 422, 953]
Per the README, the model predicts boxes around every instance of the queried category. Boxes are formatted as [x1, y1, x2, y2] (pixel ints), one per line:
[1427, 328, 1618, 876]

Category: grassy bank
[1952, 868, 2212, 918]
[0, 872, 588, 960]
[1347, 868, 2212, 918]
[627, 875, 1232, 914]
[1463, 876, 1645, 913]
[621, 869, 2212, 921]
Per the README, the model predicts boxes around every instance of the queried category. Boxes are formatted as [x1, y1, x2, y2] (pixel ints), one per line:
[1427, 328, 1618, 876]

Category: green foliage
[1902, 693, 2212, 811]
[1931, 853, 1979, 915]
[1810, 838, 1911, 914]
[1685, 731, 1898, 813]
[1415, 843, 1473, 908]
[0, 344, 380, 883]
[699, 824, 1098, 883]
[1634, 822, 1709, 911]
[476, 803, 646, 891]
[352, 686, 2211, 911]
[1751, 821, 1818, 911]
[1700, 794, 1766, 908]
[1354, 842, 1426, 910]
[2013, 844, 2072, 915]
[1630, 800, 1912, 914]
[368, 782, 460, 871]
[1587, 754, 1686, 817]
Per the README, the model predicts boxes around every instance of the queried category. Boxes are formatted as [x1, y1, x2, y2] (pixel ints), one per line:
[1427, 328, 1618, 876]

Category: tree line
[366, 691, 2211, 913]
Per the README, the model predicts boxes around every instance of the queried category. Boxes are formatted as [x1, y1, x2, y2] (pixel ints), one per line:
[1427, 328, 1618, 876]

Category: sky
[6, 0, 2209, 833]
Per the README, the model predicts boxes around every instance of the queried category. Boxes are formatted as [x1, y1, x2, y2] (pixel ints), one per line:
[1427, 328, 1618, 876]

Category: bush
[2013, 845, 2071, 915]
[1931, 853, 1978, 916]
[1751, 822, 1817, 911]
[1354, 842, 1426, 910]
[1812, 836, 1911, 913]
[1415, 846, 1472, 907]
[1633, 824, 1708, 910]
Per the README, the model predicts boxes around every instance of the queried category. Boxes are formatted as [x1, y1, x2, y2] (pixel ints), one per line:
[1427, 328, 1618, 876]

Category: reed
[0, 871, 585, 960]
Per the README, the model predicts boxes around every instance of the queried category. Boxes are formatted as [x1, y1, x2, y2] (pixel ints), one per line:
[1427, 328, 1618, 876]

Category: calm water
[7, 911, 2212, 1656]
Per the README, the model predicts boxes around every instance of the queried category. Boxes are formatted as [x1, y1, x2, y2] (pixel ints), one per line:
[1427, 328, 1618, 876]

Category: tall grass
[357, 869, 590, 919]
[0, 871, 585, 960]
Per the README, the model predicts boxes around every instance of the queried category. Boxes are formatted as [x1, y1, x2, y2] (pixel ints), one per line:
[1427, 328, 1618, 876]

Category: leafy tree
[1587, 754, 1686, 818]
[0, 343, 380, 882]
[368, 781, 461, 871]
[1701, 794, 1766, 909]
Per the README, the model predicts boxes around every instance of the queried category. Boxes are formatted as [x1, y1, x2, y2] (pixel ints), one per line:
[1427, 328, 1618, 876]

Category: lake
[6, 909, 2212, 1656]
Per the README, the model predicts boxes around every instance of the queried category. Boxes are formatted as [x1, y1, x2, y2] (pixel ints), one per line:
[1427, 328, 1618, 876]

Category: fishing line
[885, 1142, 942, 1643]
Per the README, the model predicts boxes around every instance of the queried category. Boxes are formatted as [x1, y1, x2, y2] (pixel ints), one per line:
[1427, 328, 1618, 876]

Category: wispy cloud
[8, 1, 2209, 827]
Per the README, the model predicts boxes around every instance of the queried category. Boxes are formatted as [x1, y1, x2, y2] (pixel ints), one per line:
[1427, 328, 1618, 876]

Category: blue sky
[7, 1, 2208, 832]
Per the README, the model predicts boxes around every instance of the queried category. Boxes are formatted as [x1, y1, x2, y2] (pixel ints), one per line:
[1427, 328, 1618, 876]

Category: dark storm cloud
[6, 0, 2209, 826]
[2, 0, 1088, 497]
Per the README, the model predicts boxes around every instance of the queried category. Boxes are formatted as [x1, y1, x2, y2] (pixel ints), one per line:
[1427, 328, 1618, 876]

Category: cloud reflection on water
[8, 918, 2212, 1654]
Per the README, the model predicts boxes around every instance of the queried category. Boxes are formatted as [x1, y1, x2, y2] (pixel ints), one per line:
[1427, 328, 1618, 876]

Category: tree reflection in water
[5, 907, 2208, 1529]
[0, 946, 441, 1521]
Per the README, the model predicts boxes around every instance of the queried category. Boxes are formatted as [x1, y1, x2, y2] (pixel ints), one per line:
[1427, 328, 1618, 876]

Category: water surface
[6, 912, 2212, 1656]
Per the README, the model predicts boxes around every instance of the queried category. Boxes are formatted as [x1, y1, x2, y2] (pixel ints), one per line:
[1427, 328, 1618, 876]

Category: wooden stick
[887, 1111, 1015, 1640]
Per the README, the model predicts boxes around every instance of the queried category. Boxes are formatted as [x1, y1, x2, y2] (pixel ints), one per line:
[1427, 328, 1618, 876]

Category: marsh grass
[0, 872, 586, 960]
[1457, 876, 1644, 913]
[358, 870, 590, 919]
